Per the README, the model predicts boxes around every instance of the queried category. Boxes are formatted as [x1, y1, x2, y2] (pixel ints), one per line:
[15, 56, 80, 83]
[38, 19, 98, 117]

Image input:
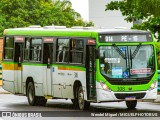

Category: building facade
[88, 0, 133, 29]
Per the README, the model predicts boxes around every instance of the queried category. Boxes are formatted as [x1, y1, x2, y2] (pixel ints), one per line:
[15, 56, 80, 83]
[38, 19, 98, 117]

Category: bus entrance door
[14, 42, 24, 94]
[86, 45, 96, 100]
[43, 43, 53, 96]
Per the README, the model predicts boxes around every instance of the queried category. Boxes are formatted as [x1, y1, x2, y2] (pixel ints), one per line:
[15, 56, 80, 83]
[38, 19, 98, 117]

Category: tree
[105, 0, 160, 40]
[0, 0, 94, 36]
[0, 14, 6, 36]
[126, 0, 160, 17]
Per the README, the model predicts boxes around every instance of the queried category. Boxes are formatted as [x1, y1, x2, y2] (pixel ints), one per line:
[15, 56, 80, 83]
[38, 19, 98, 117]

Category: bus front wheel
[125, 100, 137, 109]
[76, 86, 90, 110]
[27, 82, 47, 106]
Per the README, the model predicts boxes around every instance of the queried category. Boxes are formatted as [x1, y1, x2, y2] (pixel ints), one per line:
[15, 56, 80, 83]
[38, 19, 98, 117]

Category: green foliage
[106, 1, 147, 22]
[0, 0, 94, 36]
[126, 0, 160, 17]
[0, 15, 6, 36]
[105, 0, 160, 40]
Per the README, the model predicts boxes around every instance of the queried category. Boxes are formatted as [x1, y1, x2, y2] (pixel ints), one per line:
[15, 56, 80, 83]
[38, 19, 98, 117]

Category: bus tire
[76, 85, 90, 110]
[126, 100, 137, 109]
[27, 82, 38, 106]
[27, 82, 47, 106]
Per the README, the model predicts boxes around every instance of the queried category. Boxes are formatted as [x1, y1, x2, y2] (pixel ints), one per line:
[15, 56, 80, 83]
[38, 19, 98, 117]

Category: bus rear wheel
[27, 82, 47, 106]
[126, 100, 137, 109]
[76, 85, 90, 110]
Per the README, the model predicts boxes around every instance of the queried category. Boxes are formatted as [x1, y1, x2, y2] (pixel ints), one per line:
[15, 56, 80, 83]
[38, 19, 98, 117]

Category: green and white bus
[2, 26, 158, 110]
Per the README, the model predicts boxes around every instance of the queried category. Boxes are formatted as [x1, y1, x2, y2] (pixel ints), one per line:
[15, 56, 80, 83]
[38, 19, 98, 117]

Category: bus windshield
[99, 45, 155, 78]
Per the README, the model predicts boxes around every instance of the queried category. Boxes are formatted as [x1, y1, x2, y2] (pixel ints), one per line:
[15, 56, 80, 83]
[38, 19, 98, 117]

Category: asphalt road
[0, 87, 160, 120]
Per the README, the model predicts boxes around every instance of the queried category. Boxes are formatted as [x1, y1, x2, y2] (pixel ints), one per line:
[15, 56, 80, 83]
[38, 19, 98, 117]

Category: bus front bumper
[96, 88, 157, 102]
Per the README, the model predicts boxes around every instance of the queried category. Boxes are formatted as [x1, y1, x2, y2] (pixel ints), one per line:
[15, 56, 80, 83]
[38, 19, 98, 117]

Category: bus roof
[4, 27, 151, 38]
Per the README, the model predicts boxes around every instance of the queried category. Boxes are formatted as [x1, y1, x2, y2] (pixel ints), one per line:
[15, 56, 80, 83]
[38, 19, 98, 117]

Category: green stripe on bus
[6, 29, 98, 38]
[22, 63, 46, 66]
[2, 61, 18, 64]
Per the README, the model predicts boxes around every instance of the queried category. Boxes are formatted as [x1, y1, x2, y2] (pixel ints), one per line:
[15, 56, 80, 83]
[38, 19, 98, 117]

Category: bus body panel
[46, 66, 52, 96]
[52, 65, 87, 99]
[2, 62, 22, 94]
[17, 69, 23, 93]
[23, 65, 44, 96]
[2, 69, 15, 93]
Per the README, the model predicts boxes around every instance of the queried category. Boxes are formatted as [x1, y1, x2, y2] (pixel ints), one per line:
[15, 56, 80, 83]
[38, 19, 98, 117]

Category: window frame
[55, 37, 88, 66]
[3, 36, 14, 61]
[56, 37, 70, 63]
[70, 38, 85, 64]
[24, 37, 43, 63]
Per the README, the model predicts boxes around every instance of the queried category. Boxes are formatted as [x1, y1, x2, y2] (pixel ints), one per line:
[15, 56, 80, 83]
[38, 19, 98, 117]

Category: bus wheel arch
[26, 79, 36, 106]
[72, 80, 81, 105]
[26, 77, 47, 106]
[26, 77, 34, 96]
[73, 80, 82, 98]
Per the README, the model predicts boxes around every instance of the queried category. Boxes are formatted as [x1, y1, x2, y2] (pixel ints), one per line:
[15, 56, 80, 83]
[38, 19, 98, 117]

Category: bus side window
[70, 39, 84, 64]
[30, 38, 42, 62]
[56, 38, 69, 63]
[4, 37, 14, 60]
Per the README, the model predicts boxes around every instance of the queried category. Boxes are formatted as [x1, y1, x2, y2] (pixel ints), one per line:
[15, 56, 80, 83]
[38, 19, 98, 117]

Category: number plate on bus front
[125, 96, 136, 100]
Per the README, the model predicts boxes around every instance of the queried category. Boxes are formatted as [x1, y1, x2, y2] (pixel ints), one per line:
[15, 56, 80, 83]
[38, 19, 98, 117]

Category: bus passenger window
[56, 38, 69, 63]
[70, 39, 84, 64]
[30, 38, 42, 62]
[4, 37, 14, 60]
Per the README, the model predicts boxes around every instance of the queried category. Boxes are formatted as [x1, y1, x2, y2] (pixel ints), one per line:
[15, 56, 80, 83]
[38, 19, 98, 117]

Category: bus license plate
[125, 96, 136, 100]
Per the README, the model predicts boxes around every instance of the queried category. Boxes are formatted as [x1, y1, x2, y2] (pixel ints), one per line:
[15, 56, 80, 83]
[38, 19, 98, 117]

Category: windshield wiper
[131, 43, 142, 59]
[112, 44, 126, 59]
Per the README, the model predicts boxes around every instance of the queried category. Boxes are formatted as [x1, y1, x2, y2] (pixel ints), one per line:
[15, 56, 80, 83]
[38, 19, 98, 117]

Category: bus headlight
[149, 80, 157, 90]
[100, 81, 111, 91]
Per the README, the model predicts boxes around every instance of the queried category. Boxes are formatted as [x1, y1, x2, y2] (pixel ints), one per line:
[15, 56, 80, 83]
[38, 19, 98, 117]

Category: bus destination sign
[99, 34, 152, 42]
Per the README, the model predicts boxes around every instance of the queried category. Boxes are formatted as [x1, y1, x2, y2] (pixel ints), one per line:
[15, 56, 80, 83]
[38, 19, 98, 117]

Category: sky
[69, 0, 89, 21]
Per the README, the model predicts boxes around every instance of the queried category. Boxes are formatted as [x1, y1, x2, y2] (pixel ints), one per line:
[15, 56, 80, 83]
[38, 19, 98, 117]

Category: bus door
[14, 37, 24, 93]
[86, 44, 97, 100]
[43, 39, 54, 96]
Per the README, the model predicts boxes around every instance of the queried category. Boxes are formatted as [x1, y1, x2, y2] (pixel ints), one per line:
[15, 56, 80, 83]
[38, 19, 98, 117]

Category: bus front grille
[114, 93, 146, 99]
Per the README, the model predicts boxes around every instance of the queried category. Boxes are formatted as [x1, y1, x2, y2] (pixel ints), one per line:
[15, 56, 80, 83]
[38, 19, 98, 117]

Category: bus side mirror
[95, 48, 99, 59]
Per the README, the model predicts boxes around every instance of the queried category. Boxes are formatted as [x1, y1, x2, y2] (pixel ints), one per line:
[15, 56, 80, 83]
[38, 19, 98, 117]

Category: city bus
[2, 26, 158, 110]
